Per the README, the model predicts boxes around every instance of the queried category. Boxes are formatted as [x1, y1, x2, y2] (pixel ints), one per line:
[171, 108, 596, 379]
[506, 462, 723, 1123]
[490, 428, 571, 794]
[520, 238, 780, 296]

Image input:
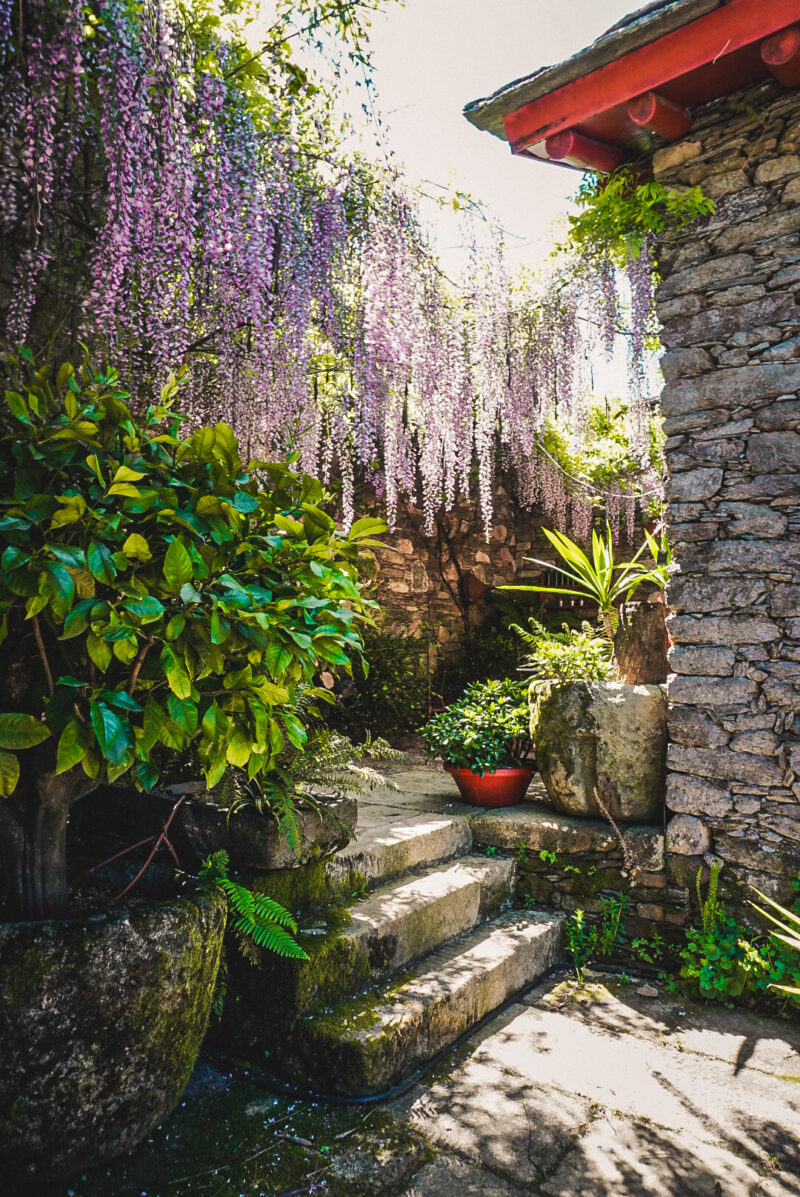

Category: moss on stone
[0, 887, 226, 1184]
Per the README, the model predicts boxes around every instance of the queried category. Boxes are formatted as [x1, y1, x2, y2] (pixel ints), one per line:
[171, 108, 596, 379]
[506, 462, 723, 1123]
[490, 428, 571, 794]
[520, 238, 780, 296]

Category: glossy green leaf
[0, 749, 20, 796]
[0, 713, 51, 750]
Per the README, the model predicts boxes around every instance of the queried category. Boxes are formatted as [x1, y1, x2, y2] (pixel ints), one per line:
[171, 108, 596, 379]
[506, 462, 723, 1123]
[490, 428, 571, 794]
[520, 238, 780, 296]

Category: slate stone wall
[362, 485, 558, 648]
[654, 78, 800, 905]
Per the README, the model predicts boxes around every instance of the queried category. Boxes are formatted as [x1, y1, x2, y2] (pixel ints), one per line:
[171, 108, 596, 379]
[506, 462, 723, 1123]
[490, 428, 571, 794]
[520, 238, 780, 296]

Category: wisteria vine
[0, 0, 661, 538]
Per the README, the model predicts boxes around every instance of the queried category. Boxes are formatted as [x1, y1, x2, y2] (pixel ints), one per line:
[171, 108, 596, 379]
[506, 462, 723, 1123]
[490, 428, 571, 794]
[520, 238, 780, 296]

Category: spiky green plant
[199, 849, 308, 961]
[502, 524, 666, 642]
[750, 889, 800, 996]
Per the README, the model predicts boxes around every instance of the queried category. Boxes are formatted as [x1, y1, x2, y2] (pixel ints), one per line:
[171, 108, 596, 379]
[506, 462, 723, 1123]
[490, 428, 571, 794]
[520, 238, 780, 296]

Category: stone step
[241, 811, 471, 917]
[341, 854, 514, 976]
[224, 856, 515, 1027]
[282, 910, 564, 1096]
[328, 811, 472, 893]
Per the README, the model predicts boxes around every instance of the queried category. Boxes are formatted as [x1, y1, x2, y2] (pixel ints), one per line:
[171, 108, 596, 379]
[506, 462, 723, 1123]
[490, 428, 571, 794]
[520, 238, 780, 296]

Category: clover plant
[419, 678, 532, 775]
[0, 352, 383, 919]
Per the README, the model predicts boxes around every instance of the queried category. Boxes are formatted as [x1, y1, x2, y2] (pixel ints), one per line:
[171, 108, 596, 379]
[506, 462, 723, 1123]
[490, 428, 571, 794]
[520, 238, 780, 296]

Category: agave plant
[502, 524, 666, 641]
[751, 889, 800, 996]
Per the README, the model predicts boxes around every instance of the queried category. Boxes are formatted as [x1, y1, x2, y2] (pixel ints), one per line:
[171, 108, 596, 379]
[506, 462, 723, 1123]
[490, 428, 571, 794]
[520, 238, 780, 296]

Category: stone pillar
[654, 79, 800, 903]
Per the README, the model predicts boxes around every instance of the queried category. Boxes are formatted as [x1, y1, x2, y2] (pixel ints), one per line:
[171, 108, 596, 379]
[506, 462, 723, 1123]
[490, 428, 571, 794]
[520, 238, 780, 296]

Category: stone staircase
[221, 807, 564, 1097]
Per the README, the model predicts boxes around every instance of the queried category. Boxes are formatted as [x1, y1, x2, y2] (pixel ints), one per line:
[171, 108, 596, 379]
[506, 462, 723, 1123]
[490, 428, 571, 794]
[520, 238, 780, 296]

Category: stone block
[666, 773, 732, 818]
[659, 346, 712, 381]
[652, 140, 702, 174]
[667, 574, 768, 614]
[669, 645, 734, 676]
[729, 730, 780, 755]
[711, 204, 800, 253]
[668, 614, 780, 645]
[717, 501, 788, 538]
[666, 675, 758, 708]
[723, 471, 800, 500]
[667, 742, 784, 787]
[701, 538, 800, 576]
[755, 398, 800, 430]
[660, 294, 800, 349]
[663, 363, 800, 418]
[658, 253, 755, 300]
[666, 815, 711, 856]
[666, 467, 722, 500]
[668, 704, 730, 747]
[704, 169, 751, 199]
[759, 334, 800, 361]
[755, 155, 800, 185]
[747, 430, 800, 473]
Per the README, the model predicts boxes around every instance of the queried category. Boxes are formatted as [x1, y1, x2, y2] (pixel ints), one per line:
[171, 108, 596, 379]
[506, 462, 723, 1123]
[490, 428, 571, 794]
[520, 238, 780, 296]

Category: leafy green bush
[677, 865, 800, 1006]
[419, 678, 532, 774]
[330, 626, 430, 739]
[513, 618, 612, 683]
[436, 621, 526, 700]
[0, 352, 381, 918]
[539, 398, 665, 518]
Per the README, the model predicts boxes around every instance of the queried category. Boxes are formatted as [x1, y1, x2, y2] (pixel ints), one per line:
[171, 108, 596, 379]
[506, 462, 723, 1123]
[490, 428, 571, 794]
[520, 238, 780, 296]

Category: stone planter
[530, 681, 667, 825]
[84, 785, 358, 870]
[0, 886, 226, 1184]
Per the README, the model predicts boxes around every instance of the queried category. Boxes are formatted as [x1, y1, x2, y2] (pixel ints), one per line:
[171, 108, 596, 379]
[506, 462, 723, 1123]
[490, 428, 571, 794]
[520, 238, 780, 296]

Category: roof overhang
[464, 0, 800, 173]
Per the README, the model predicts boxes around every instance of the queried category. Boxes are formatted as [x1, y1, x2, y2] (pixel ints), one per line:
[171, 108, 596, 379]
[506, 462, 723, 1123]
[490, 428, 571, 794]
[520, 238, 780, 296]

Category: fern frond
[231, 912, 309, 958]
[233, 926, 263, 967]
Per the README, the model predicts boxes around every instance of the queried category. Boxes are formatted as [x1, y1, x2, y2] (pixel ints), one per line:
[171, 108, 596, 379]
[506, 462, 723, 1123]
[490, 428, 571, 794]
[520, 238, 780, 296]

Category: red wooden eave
[503, 0, 800, 167]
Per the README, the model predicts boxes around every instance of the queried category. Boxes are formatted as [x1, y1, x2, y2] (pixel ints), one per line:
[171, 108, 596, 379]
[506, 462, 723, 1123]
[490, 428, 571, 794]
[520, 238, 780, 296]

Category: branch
[32, 616, 55, 699]
[128, 636, 154, 696]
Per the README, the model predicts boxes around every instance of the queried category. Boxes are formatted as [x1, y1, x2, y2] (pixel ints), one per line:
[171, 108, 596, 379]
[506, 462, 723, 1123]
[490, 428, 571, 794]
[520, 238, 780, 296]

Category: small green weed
[565, 892, 628, 983]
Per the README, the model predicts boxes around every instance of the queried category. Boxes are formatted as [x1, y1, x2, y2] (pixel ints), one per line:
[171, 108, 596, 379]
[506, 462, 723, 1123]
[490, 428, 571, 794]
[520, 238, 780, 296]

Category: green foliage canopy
[0, 352, 383, 797]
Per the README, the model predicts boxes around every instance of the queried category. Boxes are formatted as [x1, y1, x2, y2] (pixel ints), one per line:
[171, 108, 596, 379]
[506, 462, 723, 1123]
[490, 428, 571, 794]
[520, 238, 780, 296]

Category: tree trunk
[614, 601, 670, 685]
[0, 766, 98, 921]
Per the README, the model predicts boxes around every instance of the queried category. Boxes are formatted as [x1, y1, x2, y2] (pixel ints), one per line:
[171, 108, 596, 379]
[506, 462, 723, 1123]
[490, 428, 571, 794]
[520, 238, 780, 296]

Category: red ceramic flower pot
[443, 763, 535, 807]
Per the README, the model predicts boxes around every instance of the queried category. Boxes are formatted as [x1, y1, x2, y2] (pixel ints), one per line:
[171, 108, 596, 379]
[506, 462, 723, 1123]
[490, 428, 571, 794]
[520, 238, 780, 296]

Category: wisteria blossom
[0, 0, 661, 538]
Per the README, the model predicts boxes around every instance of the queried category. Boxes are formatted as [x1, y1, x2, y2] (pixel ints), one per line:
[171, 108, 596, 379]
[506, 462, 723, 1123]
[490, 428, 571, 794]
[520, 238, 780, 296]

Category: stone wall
[362, 484, 558, 652]
[655, 78, 800, 905]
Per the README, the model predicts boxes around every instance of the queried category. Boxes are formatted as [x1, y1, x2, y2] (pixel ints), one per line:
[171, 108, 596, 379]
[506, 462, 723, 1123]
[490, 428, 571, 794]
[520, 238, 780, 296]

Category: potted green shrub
[504, 528, 667, 825]
[420, 679, 534, 807]
[0, 353, 379, 1181]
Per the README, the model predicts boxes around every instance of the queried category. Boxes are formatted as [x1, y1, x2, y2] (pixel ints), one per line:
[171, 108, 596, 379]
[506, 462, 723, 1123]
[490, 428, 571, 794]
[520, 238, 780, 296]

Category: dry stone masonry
[655, 78, 800, 905]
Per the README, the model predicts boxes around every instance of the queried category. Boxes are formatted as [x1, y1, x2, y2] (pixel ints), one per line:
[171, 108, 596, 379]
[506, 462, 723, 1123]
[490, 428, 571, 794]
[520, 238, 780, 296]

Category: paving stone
[404, 1056, 594, 1187]
[402, 1155, 521, 1196]
[540, 1117, 770, 1197]
[472, 1001, 800, 1153]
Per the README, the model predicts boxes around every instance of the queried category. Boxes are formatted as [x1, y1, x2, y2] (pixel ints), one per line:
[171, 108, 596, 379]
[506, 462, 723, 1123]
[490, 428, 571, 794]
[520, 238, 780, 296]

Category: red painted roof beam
[627, 92, 692, 140]
[504, 0, 800, 154]
[762, 24, 800, 87]
[544, 130, 626, 173]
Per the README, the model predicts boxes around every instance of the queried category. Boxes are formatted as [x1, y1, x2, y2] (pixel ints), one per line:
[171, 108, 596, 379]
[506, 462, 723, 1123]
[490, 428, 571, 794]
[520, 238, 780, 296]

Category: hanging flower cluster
[0, 0, 661, 539]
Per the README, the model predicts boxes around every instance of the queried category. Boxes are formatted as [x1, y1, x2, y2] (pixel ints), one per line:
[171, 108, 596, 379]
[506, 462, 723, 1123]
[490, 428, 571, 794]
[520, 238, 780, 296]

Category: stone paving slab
[404, 1155, 522, 1195]
[397, 974, 800, 1195]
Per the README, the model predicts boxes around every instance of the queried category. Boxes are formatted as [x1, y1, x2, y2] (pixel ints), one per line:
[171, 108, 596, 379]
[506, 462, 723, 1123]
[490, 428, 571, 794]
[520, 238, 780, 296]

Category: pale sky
[357, 0, 642, 272]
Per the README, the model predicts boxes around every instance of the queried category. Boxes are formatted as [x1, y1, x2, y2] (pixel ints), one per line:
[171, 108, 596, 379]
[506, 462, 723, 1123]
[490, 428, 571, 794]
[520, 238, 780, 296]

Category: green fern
[199, 850, 308, 961]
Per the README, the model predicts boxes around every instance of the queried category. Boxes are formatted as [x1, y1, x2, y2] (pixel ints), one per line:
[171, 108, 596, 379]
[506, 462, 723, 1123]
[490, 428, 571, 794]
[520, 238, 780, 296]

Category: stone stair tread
[343, 856, 514, 942]
[328, 813, 471, 888]
[289, 910, 564, 1096]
